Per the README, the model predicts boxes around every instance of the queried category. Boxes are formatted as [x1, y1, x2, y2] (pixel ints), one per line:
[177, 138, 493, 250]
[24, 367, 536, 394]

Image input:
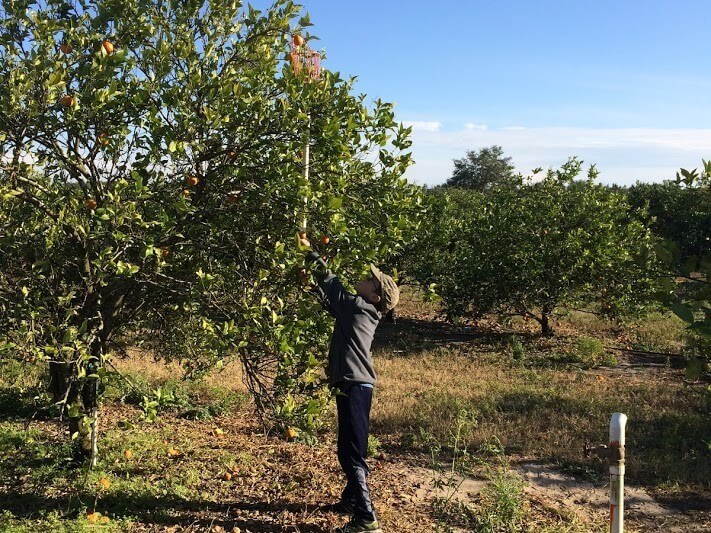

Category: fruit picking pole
[302, 114, 310, 231]
[289, 37, 320, 232]
[588, 413, 627, 533]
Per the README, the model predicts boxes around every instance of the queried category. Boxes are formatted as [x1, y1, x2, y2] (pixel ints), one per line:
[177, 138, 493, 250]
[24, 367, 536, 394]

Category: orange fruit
[162, 439, 169, 445]
[98, 132, 109, 146]
[60, 94, 74, 107]
[168, 447, 181, 457]
[86, 512, 101, 524]
[86, 198, 97, 210]
[285, 427, 298, 440]
[222, 472, 232, 481]
[182, 189, 190, 198]
[100, 516, 110, 524]
[214, 428, 225, 437]
[293, 34, 304, 47]
[101, 40, 114, 54]
[98, 477, 111, 490]
[161, 247, 169, 258]
[187, 176, 199, 186]
[60, 43, 73, 54]
[123, 450, 133, 460]
[320, 236, 330, 245]
[298, 231, 307, 240]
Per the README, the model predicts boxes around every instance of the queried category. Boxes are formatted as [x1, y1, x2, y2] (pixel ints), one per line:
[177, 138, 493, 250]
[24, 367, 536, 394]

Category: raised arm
[304, 252, 355, 318]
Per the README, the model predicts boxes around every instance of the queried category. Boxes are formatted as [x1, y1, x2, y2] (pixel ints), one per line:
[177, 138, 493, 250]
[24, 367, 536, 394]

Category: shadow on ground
[0, 491, 335, 532]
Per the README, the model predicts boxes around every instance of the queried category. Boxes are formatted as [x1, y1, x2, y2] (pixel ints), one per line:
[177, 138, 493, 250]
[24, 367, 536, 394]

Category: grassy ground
[1, 287, 709, 531]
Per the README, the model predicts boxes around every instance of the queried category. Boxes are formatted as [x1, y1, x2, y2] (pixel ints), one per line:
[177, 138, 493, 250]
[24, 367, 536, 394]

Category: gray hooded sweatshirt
[306, 252, 381, 387]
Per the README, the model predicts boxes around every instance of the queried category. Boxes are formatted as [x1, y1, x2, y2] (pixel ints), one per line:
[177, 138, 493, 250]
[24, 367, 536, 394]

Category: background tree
[650, 162, 711, 383]
[0, 0, 424, 465]
[408, 159, 661, 334]
[443, 145, 516, 190]
[627, 172, 710, 268]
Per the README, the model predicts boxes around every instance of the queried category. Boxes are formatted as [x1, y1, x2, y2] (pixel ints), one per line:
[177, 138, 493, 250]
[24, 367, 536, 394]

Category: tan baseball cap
[370, 264, 399, 315]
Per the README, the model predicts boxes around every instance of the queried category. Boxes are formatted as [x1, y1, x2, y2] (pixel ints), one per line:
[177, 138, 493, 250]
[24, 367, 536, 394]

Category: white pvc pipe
[609, 413, 627, 533]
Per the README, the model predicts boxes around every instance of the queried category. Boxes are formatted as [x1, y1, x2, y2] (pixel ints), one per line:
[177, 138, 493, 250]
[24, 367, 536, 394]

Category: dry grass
[112, 348, 248, 393]
[1, 285, 708, 531]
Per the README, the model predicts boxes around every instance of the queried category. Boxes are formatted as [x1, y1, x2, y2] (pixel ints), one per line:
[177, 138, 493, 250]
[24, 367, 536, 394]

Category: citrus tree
[0, 0, 424, 465]
[652, 162, 711, 384]
[406, 159, 660, 334]
[627, 168, 710, 269]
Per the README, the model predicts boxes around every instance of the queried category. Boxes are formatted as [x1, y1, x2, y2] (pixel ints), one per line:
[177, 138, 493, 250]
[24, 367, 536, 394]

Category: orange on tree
[161, 247, 169, 258]
[98, 132, 109, 146]
[293, 34, 304, 46]
[59, 94, 74, 107]
[98, 477, 111, 490]
[187, 175, 199, 186]
[100, 516, 110, 524]
[101, 39, 114, 54]
[86, 512, 101, 524]
[60, 43, 72, 54]
[86, 198, 97, 210]
[182, 189, 191, 198]
[320, 235, 330, 245]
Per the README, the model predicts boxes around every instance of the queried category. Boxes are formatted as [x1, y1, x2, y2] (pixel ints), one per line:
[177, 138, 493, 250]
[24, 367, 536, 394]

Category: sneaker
[334, 517, 382, 533]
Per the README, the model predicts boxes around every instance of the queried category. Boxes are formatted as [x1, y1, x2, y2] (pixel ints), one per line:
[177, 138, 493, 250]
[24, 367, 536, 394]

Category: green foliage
[627, 164, 711, 267]
[408, 158, 661, 334]
[427, 409, 524, 533]
[648, 161, 711, 382]
[510, 335, 526, 362]
[367, 434, 381, 458]
[443, 145, 517, 191]
[0, 0, 425, 461]
[475, 467, 526, 532]
[573, 337, 616, 368]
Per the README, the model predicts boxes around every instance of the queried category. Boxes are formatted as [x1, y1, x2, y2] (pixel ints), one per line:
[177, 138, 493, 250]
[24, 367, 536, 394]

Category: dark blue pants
[336, 382, 376, 522]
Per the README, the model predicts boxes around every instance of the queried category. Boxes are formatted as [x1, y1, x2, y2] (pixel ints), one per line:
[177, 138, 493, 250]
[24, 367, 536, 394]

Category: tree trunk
[48, 360, 86, 459]
[540, 304, 553, 336]
[83, 342, 103, 468]
[48, 360, 73, 403]
[47, 344, 103, 467]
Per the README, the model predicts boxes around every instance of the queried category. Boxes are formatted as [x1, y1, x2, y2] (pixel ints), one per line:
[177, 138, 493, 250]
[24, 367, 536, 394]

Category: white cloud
[464, 123, 488, 131]
[402, 120, 442, 132]
[403, 126, 711, 187]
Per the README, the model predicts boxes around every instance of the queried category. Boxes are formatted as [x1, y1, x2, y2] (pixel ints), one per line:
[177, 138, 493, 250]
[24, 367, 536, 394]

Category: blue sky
[292, 0, 711, 186]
